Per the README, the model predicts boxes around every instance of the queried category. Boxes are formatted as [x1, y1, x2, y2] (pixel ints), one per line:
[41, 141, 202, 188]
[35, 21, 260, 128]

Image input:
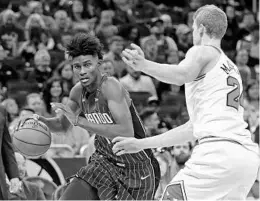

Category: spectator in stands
[95, 10, 117, 50]
[121, 26, 141, 47]
[0, 45, 19, 88]
[98, 58, 116, 78]
[161, 14, 175, 40]
[42, 77, 63, 116]
[25, 49, 52, 91]
[237, 11, 256, 41]
[141, 36, 158, 61]
[169, 142, 192, 178]
[70, 0, 89, 30]
[9, 107, 35, 135]
[140, 107, 169, 137]
[18, 27, 46, 64]
[24, 13, 47, 40]
[246, 80, 259, 110]
[1, 98, 19, 123]
[15, 0, 31, 28]
[175, 24, 192, 60]
[10, 152, 46, 200]
[154, 152, 172, 200]
[221, 5, 239, 60]
[104, 35, 127, 78]
[0, 10, 25, 44]
[0, 105, 20, 200]
[54, 60, 74, 95]
[141, 19, 178, 63]
[54, 10, 71, 34]
[235, 49, 251, 89]
[25, 93, 46, 117]
[56, 31, 74, 52]
[120, 65, 158, 98]
[167, 49, 179, 64]
[29, 1, 56, 31]
[140, 107, 160, 137]
[249, 24, 259, 68]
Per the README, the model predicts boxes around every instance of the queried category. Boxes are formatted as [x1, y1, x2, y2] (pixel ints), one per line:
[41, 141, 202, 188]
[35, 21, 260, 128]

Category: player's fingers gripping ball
[13, 119, 51, 158]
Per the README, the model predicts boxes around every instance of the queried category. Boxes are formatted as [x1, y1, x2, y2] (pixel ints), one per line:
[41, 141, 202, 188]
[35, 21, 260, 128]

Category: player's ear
[199, 24, 205, 37]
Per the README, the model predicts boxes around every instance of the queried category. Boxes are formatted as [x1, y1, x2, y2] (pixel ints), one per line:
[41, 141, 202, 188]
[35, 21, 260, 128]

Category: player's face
[72, 55, 100, 88]
[192, 20, 202, 45]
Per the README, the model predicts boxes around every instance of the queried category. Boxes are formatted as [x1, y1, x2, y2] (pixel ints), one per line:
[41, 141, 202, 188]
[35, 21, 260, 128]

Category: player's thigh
[166, 141, 259, 200]
[59, 177, 99, 200]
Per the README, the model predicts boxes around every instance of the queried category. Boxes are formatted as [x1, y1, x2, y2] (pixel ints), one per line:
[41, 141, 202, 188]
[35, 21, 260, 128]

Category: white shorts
[162, 140, 260, 200]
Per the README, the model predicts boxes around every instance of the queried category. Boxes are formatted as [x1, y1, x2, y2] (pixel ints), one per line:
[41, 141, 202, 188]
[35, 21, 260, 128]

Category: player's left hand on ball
[51, 102, 76, 124]
[122, 43, 146, 71]
[9, 178, 22, 194]
[112, 137, 142, 155]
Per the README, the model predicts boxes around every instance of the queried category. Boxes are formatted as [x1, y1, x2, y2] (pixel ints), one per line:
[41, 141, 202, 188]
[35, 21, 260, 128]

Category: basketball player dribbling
[112, 5, 260, 200]
[18, 33, 160, 200]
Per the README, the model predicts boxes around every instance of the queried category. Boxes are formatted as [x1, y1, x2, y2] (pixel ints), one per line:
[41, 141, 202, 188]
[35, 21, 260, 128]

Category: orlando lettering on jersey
[85, 112, 113, 124]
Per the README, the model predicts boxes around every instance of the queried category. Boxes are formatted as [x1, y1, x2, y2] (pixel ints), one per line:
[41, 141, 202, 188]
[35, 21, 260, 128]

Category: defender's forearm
[140, 121, 194, 149]
[143, 60, 185, 85]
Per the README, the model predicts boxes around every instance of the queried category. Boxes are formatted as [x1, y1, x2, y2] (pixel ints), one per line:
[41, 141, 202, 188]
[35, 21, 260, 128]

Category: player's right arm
[112, 120, 194, 155]
[18, 84, 81, 135]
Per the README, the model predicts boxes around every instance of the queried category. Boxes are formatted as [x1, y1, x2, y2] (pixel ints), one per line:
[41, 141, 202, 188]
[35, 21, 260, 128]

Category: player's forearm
[143, 60, 186, 85]
[140, 121, 194, 149]
[77, 117, 133, 139]
[38, 115, 72, 135]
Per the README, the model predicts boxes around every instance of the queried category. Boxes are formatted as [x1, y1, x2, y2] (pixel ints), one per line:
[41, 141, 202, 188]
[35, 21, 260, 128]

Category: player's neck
[201, 38, 221, 49]
[85, 74, 102, 93]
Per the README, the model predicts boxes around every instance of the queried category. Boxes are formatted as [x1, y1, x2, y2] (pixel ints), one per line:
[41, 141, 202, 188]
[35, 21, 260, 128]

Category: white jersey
[185, 46, 258, 152]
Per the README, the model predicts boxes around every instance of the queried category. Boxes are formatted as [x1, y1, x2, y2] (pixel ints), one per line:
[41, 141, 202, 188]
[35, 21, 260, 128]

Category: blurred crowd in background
[0, 0, 258, 200]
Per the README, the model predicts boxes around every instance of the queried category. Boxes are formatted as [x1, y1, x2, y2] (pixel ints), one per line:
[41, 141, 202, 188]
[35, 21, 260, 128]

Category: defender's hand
[122, 43, 146, 71]
[112, 137, 142, 155]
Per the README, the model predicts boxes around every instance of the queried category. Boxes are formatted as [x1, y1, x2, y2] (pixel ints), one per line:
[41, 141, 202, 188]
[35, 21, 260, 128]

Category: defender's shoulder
[101, 76, 124, 98]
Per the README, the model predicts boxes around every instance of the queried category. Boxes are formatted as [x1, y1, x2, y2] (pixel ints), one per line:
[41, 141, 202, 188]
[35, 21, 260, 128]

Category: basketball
[13, 119, 51, 158]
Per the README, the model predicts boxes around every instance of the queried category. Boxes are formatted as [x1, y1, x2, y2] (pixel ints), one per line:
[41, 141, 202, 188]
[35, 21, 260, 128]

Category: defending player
[112, 5, 260, 200]
[18, 33, 160, 200]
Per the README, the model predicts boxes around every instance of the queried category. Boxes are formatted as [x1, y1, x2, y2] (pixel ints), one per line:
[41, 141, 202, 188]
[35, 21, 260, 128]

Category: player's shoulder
[187, 45, 217, 60]
[101, 76, 124, 98]
[69, 82, 83, 101]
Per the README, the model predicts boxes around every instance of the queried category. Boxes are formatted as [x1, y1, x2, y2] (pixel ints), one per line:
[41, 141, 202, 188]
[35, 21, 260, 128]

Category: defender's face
[72, 55, 100, 87]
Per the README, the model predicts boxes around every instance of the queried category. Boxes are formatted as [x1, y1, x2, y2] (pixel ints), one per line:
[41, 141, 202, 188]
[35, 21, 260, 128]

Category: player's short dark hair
[66, 33, 103, 59]
[139, 108, 157, 121]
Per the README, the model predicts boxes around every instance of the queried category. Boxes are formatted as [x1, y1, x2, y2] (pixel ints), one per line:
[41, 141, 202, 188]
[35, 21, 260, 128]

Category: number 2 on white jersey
[226, 76, 243, 110]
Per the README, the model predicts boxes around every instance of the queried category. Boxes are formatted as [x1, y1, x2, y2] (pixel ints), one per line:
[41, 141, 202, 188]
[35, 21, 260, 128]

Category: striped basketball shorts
[76, 152, 160, 200]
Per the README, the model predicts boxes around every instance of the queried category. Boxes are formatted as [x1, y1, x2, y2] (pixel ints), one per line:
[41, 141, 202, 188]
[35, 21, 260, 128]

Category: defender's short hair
[193, 5, 227, 39]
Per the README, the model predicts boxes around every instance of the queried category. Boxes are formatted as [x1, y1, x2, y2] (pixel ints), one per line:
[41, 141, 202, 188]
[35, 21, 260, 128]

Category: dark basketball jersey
[80, 75, 153, 165]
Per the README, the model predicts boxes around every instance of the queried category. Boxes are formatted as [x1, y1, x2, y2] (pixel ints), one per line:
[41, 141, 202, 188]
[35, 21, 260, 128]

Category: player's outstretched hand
[112, 137, 142, 155]
[122, 43, 146, 71]
[51, 102, 77, 125]
[16, 114, 39, 131]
